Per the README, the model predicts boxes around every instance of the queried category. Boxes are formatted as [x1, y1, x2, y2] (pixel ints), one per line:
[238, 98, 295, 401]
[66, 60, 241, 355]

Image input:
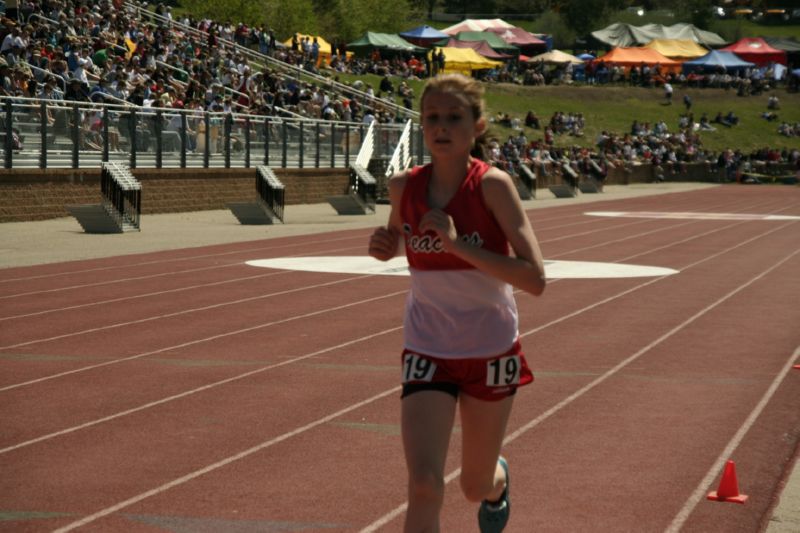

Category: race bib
[486, 355, 521, 387]
[402, 353, 437, 383]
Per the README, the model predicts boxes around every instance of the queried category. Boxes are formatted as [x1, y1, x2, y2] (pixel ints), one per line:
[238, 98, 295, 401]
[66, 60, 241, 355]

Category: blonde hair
[420, 73, 485, 122]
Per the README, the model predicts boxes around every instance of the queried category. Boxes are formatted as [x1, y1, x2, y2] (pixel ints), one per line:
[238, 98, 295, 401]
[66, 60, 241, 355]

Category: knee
[460, 472, 495, 503]
[407, 468, 445, 505]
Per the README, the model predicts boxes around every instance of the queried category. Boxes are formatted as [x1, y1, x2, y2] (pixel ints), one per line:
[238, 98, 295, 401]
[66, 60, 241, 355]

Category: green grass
[480, 84, 800, 154]
[333, 72, 800, 154]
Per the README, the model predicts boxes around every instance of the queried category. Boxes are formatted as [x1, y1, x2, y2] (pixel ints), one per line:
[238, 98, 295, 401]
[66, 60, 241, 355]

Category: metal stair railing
[101, 161, 142, 230]
[256, 166, 285, 223]
[347, 120, 377, 212]
[384, 119, 414, 178]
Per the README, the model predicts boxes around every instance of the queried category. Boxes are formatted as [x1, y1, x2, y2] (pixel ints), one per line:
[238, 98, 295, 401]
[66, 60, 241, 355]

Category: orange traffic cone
[707, 460, 748, 504]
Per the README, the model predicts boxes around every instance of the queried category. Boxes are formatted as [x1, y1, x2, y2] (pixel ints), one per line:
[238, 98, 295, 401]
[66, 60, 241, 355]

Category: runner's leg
[458, 394, 515, 503]
[402, 390, 457, 532]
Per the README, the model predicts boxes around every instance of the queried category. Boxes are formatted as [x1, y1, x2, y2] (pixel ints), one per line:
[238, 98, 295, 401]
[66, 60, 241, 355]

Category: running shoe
[478, 456, 510, 532]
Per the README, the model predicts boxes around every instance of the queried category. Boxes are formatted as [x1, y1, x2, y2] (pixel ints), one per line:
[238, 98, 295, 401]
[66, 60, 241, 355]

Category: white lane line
[0, 275, 370, 351]
[551, 199, 792, 260]
[0, 214, 792, 451]
[45, 227, 800, 531]
[0, 287, 406, 392]
[665, 344, 800, 533]
[51, 385, 403, 533]
[0, 233, 367, 284]
[361, 246, 800, 533]
[0, 242, 366, 300]
[588, 211, 800, 221]
[2, 197, 779, 320]
[0, 242, 371, 321]
[0, 326, 403, 454]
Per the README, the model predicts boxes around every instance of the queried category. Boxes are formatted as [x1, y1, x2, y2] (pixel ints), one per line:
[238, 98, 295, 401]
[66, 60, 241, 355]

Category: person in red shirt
[369, 74, 546, 532]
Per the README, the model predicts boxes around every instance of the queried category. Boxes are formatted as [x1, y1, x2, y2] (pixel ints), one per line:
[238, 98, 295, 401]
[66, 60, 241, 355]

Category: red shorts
[400, 341, 534, 401]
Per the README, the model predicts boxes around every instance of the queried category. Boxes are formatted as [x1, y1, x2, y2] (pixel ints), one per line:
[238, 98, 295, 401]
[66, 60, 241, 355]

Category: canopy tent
[577, 52, 595, 60]
[282, 34, 347, 65]
[528, 49, 583, 64]
[441, 31, 519, 55]
[763, 37, 800, 52]
[591, 23, 726, 48]
[643, 39, 708, 59]
[438, 38, 513, 60]
[721, 37, 788, 66]
[441, 18, 514, 35]
[398, 25, 449, 47]
[345, 32, 426, 57]
[682, 50, 756, 74]
[595, 47, 682, 72]
[437, 47, 503, 75]
[487, 27, 547, 56]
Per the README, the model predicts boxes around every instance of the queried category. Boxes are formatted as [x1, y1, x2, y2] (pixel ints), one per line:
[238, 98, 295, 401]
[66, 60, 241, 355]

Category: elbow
[526, 274, 546, 296]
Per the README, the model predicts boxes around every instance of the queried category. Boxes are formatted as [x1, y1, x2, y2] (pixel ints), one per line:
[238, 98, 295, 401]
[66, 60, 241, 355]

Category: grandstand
[1, 0, 432, 221]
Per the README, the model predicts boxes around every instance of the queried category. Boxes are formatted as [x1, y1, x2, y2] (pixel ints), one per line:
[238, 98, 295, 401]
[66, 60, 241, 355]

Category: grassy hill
[338, 73, 800, 154]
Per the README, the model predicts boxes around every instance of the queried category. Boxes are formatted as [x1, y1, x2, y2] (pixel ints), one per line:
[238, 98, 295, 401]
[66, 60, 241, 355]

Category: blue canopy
[399, 25, 449, 46]
[682, 50, 755, 74]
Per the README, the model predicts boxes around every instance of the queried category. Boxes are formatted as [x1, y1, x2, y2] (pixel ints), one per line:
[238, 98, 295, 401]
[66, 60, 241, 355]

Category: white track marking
[0, 326, 402, 454]
[247, 256, 679, 279]
[588, 211, 800, 221]
[0, 275, 372, 351]
[0, 242, 367, 300]
[665, 344, 800, 533]
[28, 226, 799, 531]
[0, 288, 406, 391]
[0, 270, 290, 321]
[362, 246, 800, 532]
[0, 233, 367, 284]
[51, 386, 403, 533]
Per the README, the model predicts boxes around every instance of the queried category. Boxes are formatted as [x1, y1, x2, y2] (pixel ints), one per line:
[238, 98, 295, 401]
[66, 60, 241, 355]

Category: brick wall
[0, 167, 350, 223]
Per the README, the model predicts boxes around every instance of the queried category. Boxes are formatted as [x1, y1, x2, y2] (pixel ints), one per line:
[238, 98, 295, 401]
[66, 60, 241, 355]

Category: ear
[475, 116, 487, 137]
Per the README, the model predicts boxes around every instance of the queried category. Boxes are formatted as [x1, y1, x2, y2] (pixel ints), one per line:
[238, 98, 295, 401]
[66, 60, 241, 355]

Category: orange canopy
[595, 47, 682, 72]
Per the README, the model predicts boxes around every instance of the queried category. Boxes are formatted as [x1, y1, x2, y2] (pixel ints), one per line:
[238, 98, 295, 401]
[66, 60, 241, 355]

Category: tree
[558, 0, 616, 36]
[318, 0, 414, 42]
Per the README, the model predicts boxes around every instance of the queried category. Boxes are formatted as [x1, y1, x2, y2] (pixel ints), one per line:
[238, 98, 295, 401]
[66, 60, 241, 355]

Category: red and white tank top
[400, 159, 519, 359]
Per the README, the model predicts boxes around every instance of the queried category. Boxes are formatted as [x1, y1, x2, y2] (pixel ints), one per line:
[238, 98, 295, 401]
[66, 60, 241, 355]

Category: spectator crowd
[1, 0, 798, 178]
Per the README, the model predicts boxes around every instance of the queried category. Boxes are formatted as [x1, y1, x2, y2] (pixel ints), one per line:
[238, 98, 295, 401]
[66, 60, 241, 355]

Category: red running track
[1, 185, 798, 532]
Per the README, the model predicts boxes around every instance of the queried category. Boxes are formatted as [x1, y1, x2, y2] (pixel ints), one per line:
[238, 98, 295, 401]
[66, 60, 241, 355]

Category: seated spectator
[767, 95, 779, 110]
[698, 113, 716, 131]
[724, 111, 739, 126]
[524, 110, 540, 129]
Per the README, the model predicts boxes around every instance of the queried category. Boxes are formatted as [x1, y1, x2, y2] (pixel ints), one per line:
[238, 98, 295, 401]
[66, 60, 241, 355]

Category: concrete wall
[0, 167, 350, 222]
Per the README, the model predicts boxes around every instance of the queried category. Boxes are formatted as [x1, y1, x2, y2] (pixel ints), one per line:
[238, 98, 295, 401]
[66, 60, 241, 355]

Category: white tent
[528, 50, 583, 64]
[442, 18, 514, 35]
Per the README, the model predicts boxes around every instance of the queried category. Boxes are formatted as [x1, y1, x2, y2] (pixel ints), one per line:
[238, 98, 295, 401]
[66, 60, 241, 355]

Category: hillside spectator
[663, 82, 673, 104]
[767, 95, 779, 110]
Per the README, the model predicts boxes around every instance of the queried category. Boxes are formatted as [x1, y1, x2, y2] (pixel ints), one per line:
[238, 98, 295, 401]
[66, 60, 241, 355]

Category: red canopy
[721, 38, 787, 66]
[487, 27, 546, 55]
[440, 38, 513, 60]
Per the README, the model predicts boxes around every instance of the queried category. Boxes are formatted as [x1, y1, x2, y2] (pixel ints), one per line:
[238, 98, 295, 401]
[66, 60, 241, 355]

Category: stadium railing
[1, 96, 421, 170]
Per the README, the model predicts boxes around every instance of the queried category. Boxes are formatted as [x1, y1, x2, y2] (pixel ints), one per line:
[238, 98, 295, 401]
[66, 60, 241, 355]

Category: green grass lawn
[480, 84, 800, 154]
[336, 72, 800, 154]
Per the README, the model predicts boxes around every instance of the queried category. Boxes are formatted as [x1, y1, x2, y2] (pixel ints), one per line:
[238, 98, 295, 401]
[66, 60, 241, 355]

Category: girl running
[368, 73, 546, 532]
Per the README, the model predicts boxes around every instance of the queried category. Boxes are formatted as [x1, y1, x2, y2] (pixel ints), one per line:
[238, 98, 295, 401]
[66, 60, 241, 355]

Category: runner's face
[421, 91, 482, 156]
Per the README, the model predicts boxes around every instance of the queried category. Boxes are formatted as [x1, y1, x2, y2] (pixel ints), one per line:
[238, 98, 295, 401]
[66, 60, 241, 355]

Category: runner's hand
[369, 226, 399, 261]
[419, 209, 457, 249]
